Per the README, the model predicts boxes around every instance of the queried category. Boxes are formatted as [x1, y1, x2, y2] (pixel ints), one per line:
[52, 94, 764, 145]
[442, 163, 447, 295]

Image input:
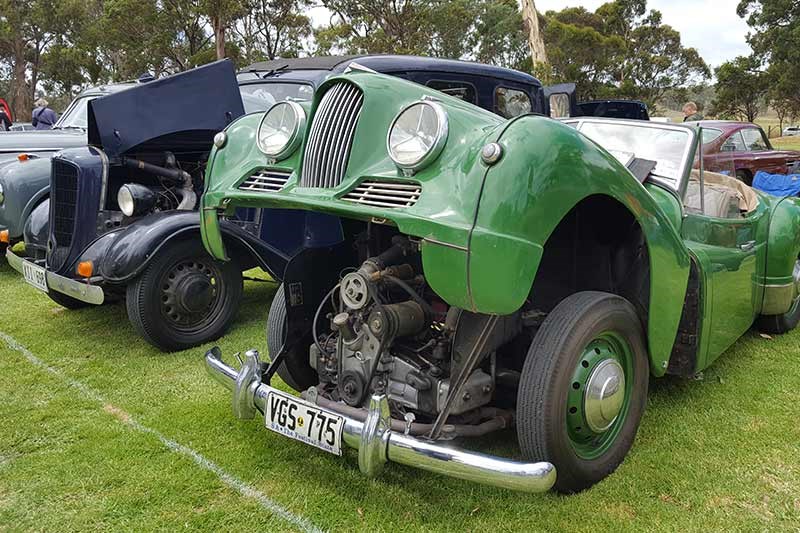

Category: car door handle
[739, 240, 756, 251]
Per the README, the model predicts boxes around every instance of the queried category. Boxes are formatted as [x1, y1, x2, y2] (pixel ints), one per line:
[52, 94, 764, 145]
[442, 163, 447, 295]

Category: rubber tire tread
[266, 284, 319, 392]
[125, 239, 242, 352]
[517, 291, 649, 493]
[756, 297, 800, 334]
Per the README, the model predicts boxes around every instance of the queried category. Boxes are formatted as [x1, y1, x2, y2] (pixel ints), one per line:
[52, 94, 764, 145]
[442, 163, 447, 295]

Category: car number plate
[22, 261, 47, 292]
[264, 389, 344, 456]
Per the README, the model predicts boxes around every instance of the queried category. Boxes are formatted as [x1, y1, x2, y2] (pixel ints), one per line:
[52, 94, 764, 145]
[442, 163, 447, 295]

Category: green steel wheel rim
[565, 331, 635, 460]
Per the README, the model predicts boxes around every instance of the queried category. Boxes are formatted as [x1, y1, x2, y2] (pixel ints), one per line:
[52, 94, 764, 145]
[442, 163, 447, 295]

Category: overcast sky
[310, 0, 752, 69]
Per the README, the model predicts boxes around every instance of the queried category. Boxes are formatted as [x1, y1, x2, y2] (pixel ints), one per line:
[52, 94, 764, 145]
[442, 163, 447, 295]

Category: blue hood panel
[87, 60, 244, 158]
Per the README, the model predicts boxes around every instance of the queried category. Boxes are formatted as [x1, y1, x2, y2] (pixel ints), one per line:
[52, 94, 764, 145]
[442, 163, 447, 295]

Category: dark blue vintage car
[7, 55, 549, 351]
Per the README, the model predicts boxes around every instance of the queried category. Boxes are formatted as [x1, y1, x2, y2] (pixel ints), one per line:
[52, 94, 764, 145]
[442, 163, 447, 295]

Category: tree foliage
[539, 0, 710, 107]
[0, 0, 714, 115]
[712, 55, 766, 122]
[738, 0, 800, 124]
[314, 0, 528, 69]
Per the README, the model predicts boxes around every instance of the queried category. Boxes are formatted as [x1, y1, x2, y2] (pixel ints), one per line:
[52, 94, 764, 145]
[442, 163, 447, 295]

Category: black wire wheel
[126, 239, 242, 352]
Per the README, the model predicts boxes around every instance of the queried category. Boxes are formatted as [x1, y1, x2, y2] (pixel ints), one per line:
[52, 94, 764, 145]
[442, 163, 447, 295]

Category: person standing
[0, 107, 11, 131]
[682, 102, 704, 122]
[32, 98, 58, 130]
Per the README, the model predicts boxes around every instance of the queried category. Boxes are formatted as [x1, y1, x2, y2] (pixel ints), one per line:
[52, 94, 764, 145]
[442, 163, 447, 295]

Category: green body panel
[201, 70, 800, 379]
[470, 116, 690, 374]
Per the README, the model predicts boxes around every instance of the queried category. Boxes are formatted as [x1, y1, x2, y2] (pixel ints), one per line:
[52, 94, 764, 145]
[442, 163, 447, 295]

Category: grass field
[1, 257, 800, 532]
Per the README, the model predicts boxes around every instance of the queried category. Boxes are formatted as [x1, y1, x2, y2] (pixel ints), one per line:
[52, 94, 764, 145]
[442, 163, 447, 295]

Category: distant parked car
[699, 121, 800, 184]
[8, 123, 34, 132]
[0, 83, 139, 164]
[782, 126, 800, 137]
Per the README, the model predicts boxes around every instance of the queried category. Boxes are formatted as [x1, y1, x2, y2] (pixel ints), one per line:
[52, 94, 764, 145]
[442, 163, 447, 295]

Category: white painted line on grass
[0, 331, 325, 533]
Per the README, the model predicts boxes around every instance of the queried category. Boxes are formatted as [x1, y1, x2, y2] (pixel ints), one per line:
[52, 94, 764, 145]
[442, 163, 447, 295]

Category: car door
[681, 172, 768, 368]
[741, 127, 786, 174]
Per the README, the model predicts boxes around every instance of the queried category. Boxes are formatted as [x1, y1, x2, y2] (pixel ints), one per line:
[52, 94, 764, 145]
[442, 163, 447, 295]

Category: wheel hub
[176, 274, 214, 314]
[583, 359, 625, 432]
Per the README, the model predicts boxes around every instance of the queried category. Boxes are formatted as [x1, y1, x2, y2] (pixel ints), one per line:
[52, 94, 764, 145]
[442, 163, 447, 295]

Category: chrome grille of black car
[300, 82, 364, 188]
[238, 169, 291, 192]
[342, 180, 422, 208]
[48, 159, 79, 271]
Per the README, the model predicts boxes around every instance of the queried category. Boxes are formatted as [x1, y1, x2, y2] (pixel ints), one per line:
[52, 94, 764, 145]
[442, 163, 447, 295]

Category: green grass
[772, 136, 800, 151]
[1, 259, 799, 532]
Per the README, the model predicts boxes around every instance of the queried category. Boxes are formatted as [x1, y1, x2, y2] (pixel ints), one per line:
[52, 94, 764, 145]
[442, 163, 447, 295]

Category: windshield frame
[565, 117, 698, 195]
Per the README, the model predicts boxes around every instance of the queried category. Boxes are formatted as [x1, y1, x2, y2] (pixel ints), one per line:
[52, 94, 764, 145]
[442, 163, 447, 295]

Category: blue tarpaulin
[752, 170, 800, 197]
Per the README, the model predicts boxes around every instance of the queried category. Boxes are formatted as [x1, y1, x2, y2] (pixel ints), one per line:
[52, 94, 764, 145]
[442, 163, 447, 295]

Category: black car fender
[95, 210, 290, 284]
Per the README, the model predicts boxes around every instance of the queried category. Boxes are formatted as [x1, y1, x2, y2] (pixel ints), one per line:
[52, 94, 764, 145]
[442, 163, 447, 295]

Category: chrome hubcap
[583, 359, 625, 432]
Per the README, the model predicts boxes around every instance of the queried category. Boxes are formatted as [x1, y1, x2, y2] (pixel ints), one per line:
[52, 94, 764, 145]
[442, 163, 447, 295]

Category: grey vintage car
[0, 82, 136, 249]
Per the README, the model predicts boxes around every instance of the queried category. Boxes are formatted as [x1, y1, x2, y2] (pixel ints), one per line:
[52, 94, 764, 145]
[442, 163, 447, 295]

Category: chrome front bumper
[5, 248, 104, 305]
[205, 348, 557, 493]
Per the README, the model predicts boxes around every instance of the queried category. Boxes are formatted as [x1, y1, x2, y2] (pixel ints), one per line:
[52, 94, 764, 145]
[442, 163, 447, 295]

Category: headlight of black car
[257, 101, 306, 160]
[387, 99, 449, 172]
[118, 183, 156, 217]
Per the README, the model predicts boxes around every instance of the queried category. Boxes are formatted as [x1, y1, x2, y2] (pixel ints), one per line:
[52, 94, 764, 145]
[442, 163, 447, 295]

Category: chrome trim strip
[205, 348, 556, 493]
[758, 281, 796, 315]
[5, 248, 104, 305]
[422, 237, 468, 252]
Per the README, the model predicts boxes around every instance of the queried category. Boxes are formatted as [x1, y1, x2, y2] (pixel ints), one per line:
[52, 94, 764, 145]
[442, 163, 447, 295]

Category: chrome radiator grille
[238, 169, 291, 192]
[342, 180, 422, 209]
[300, 82, 363, 188]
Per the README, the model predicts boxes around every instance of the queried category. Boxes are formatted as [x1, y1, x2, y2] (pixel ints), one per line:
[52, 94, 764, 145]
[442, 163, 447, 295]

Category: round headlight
[0, 182, 4, 205]
[257, 101, 305, 159]
[117, 183, 156, 217]
[118, 185, 135, 216]
[387, 100, 448, 171]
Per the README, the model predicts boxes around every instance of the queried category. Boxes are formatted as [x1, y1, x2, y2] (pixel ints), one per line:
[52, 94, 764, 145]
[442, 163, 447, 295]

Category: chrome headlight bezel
[386, 99, 449, 172]
[256, 101, 306, 160]
[117, 183, 155, 217]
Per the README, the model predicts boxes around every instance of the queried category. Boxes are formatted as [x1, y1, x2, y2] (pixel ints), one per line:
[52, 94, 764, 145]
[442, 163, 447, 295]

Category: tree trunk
[11, 37, 31, 121]
[212, 15, 226, 59]
[521, 0, 547, 65]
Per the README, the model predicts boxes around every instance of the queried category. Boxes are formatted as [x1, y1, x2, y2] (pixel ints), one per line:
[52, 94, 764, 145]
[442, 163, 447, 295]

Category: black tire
[47, 290, 90, 310]
[756, 298, 800, 334]
[517, 291, 649, 493]
[266, 283, 318, 392]
[126, 239, 242, 352]
[735, 169, 753, 185]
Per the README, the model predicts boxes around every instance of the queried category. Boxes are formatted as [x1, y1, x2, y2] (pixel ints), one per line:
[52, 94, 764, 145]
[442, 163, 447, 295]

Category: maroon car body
[699, 121, 800, 184]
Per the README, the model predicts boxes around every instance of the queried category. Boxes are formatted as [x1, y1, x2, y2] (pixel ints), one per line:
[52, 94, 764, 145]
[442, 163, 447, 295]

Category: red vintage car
[699, 121, 800, 184]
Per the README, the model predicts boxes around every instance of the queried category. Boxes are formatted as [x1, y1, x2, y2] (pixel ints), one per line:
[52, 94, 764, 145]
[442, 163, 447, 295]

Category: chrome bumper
[5, 248, 104, 305]
[205, 348, 557, 493]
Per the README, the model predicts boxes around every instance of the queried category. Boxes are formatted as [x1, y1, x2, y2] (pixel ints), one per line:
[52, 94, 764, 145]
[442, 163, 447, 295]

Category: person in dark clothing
[682, 102, 704, 122]
[32, 98, 58, 130]
[0, 108, 11, 131]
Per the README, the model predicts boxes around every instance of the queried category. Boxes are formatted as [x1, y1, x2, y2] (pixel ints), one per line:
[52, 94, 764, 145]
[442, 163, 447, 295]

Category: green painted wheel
[565, 332, 634, 460]
[517, 291, 649, 493]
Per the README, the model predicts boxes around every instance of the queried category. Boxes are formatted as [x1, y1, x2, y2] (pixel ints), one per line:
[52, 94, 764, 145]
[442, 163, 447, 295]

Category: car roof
[240, 55, 541, 87]
[78, 81, 138, 97]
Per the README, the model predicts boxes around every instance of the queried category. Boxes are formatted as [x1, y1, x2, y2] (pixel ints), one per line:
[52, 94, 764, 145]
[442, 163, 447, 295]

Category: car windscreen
[572, 120, 692, 185]
[55, 96, 96, 129]
[238, 82, 314, 114]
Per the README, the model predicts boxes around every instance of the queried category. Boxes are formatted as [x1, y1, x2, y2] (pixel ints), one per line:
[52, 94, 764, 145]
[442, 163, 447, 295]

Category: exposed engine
[308, 235, 522, 433]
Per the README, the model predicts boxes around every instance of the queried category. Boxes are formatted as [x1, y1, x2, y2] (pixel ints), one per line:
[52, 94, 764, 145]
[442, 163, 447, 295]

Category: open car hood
[87, 60, 244, 158]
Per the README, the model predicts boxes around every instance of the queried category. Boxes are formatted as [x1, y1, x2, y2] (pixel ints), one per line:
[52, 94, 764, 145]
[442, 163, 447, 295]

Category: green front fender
[468, 116, 691, 375]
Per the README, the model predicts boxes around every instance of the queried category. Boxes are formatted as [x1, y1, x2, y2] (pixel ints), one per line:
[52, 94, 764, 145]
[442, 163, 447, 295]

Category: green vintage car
[200, 66, 800, 494]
